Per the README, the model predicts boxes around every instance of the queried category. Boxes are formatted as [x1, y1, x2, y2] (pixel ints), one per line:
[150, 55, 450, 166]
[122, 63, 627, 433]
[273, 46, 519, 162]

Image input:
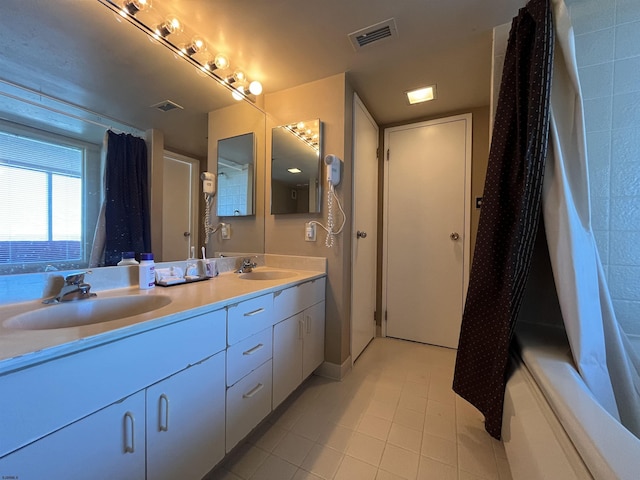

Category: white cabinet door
[0, 391, 145, 480]
[272, 313, 304, 408]
[146, 351, 225, 480]
[303, 301, 325, 379]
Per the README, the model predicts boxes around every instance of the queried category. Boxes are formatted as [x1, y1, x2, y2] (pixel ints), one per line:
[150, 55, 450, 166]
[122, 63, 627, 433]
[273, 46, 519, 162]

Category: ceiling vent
[348, 18, 398, 51]
[150, 100, 184, 112]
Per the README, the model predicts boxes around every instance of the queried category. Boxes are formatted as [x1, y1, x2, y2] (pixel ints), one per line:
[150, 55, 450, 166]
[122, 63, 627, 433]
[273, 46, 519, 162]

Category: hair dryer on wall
[308, 154, 346, 248]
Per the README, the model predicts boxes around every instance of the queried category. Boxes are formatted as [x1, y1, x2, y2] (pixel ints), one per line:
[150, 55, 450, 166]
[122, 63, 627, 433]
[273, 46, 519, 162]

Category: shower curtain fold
[103, 130, 151, 266]
[452, 0, 554, 439]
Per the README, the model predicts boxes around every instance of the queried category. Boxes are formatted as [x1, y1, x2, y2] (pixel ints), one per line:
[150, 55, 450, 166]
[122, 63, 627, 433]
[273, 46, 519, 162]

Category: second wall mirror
[217, 132, 255, 216]
[271, 119, 322, 214]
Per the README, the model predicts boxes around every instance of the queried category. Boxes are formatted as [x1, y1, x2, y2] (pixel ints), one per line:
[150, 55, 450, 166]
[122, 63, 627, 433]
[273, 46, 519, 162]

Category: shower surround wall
[568, 0, 640, 336]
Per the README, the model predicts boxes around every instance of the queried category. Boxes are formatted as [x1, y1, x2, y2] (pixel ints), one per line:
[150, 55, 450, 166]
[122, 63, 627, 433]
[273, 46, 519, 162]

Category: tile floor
[207, 337, 513, 480]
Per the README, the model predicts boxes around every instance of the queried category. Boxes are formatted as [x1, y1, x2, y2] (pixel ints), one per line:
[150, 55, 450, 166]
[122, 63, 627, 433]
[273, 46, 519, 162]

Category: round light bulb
[214, 53, 230, 70]
[248, 80, 263, 95]
[233, 70, 246, 83]
[297, 122, 305, 130]
[232, 86, 246, 101]
[121, 0, 151, 16]
[182, 37, 204, 56]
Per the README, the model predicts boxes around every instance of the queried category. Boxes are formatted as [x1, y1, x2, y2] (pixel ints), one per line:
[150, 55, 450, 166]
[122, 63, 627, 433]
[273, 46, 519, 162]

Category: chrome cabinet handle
[244, 307, 265, 317]
[243, 343, 264, 355]
[124, 411, 135, 453]
[357, 230, 367, 239]
[159, 394, 169, 432]
[243, 383, 264, 398]
[183, 232, 190, 237]
[450, 232, 460, 241]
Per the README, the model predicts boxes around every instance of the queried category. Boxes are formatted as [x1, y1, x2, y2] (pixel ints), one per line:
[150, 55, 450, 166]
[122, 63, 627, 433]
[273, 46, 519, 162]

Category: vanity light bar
[98, 0, 263, 102]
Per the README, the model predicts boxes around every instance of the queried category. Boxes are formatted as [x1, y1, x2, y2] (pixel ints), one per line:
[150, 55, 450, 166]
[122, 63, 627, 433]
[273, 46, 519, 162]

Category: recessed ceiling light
[405, 85, 436, 105]
[288, 168, 302, 174]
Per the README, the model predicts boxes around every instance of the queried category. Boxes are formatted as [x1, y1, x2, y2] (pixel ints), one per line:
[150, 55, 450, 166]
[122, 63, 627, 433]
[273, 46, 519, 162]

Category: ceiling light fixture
[99, 0, 264, 102]
[405, 85, 437, 105]
[288, 168, 302, 174]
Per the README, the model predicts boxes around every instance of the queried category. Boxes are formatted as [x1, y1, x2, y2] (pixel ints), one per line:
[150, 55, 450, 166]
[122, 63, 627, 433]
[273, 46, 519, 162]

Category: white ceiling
[0, 0, 523, 157]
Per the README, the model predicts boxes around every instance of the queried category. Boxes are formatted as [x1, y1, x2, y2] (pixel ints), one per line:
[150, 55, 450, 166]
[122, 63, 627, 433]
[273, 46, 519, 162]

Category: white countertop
[0, 267, 325, 375]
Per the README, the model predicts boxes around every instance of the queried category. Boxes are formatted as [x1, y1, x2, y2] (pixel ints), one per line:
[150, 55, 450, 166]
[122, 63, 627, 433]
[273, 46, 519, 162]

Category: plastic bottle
[117, 251, 139, 266]
[138, 253, 155, 289]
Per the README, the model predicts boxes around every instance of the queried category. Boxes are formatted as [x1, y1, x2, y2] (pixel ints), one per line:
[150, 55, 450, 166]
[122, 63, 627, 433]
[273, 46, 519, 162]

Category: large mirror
[271, 119, 322, 214]
[217, 133, 255, 217]
[0, 1, 266, 275]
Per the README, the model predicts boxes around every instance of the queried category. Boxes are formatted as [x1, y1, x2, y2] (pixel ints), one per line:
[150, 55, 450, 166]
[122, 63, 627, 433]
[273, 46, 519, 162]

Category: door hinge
[376, 147, 379, 159]
[386, 149, 390, 161]
[385, 310, 388, 321]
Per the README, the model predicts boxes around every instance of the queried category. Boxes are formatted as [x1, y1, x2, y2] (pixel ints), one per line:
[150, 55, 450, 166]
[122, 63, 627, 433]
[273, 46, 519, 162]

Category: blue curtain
[104, 131, 151, 266]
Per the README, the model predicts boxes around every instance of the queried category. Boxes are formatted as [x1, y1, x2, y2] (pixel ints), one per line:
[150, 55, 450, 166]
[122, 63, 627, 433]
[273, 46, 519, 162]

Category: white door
[383, 114, 471, 348]
[162, 152, 200, 261]
[351, 94, 379, 361]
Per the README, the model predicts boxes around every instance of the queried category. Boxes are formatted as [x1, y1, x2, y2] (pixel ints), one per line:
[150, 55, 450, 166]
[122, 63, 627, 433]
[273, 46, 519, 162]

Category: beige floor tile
[375, 469, 407, 480]
[457, 438, 499, 479]
[426, 399, 455, 422]
[417, 456, 458, 480]
[496, 456, 513, 480]
[224, 444, 269, 479]
[423, 413, 456, 442]
[387, 422, 422, 453]
[300, 444, 344, 479]
[345, 431, 386, 466]
[393, 406, 426, 432]
[203, 468, 243, 480]
[317, 423, 354, 453]
[421, 433, 457, 466]
[398, 392, 428, 413]
[292, 469, 324, 480]
[366, 399, 398, 421]
[250, 423, 288, 452]
[291, 411, 333, 441]
[249, 454, 298, 480]
[272, 431, 315, 466]
[379, 443, 420, 479]
[402, 381, 429, 399]
[357, 413, 392, 441]
[334, 455, 378, 480]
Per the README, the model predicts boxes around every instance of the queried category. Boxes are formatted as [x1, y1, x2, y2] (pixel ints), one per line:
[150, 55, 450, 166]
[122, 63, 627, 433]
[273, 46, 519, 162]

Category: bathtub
[502, 323, 640, 479]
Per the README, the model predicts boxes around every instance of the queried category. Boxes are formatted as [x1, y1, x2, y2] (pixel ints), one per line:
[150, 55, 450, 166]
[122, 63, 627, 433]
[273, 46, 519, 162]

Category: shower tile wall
[217, 167, 250, 216]
[569, 0, 640, 335]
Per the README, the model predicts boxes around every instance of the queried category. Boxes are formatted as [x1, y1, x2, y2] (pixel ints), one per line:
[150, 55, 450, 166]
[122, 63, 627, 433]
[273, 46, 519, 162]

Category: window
[0, 123, 100, 273]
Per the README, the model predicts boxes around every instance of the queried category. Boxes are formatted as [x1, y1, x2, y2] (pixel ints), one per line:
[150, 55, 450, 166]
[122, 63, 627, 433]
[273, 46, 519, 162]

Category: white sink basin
[239, 270, 297, 281]
[3, 295, 172, 330]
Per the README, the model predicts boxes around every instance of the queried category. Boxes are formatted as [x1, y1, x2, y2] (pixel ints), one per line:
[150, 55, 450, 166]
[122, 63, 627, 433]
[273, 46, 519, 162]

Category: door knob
[450, 232, 460, 241]
[357, 231, 367, 239]
[183, 232, 191, 237]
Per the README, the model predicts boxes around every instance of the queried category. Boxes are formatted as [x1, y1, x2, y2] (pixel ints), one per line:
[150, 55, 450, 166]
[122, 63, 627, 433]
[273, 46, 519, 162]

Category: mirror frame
[216, 132, 256, 217]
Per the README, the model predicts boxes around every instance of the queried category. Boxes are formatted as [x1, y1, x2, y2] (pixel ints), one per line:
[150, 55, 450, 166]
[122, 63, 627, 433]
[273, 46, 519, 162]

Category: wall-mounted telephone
[325, 154, 341, 187]
[201, 172, 216, 195]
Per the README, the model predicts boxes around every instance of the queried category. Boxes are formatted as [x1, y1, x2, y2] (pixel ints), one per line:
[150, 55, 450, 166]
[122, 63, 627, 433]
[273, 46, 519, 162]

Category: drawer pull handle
[123, 411, 135, 453]
[299, 319, 304, 340]
[243, 383, 264, 398]
[244, 307, 265, 317]
[243, 343, 264, 355]
[159, 394, 170, 432]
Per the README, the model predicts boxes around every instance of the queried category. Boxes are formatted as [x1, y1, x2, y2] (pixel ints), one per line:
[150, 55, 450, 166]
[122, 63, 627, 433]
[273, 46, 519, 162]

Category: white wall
[567, 0, 640, 335]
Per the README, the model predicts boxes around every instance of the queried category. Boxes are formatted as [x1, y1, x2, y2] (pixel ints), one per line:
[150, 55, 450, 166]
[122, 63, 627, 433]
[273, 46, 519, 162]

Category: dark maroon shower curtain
[452, 0, 554, 439]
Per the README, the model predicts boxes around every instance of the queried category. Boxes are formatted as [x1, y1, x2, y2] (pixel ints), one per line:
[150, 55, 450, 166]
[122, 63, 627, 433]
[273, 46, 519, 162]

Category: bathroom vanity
[0, 259, 326, 480]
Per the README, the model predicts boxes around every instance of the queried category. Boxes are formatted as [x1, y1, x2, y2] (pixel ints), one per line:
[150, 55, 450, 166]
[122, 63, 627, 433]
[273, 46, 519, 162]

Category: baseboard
[315, 356, 352, 380]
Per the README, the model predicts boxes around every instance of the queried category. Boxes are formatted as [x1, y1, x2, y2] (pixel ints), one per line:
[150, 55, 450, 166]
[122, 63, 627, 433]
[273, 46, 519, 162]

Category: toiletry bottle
[117, 251, 139, 266]
[139, 253, 155, 289]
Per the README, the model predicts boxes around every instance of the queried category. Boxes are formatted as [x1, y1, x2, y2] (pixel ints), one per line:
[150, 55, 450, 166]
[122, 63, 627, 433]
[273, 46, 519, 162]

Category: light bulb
[232, 86, 246, 101]
[249, 80, 263, 95]
[182, 37, 204, 56]
[155, 15, 181, 37]
[233, 70, 246, 83]
[214, 53, 230, 70]
[121, 0, 151, 16]
[297, 122, 305, 130]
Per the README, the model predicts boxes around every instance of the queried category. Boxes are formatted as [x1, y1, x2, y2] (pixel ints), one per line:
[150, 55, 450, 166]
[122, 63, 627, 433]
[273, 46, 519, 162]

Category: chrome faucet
[236, 257, 258, 274]
[43, 271, 97, 304]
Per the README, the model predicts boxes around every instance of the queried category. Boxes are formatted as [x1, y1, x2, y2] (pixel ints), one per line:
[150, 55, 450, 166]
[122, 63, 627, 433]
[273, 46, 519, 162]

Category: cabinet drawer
[273, 277, 326, 323]
[227, 294, 273, 345]
[226, 359, 272, 452]
[226, 327, 273, 387]
[0, 308, 226, 458]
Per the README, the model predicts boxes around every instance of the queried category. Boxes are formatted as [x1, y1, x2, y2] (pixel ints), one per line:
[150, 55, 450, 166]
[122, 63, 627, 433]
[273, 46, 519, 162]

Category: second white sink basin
[239, 270, 297, 281]
[3, 295, 172, 330]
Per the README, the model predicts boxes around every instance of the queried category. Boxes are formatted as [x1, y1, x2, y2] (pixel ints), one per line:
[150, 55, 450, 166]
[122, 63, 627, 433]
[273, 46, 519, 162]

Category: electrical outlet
[305, 222, 316, 242]
[221, 223, 231, 240]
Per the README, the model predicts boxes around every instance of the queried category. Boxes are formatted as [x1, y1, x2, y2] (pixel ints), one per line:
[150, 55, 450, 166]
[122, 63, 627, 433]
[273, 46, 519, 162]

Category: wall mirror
[0, 1, 267, 275]
[271, 119, 322, 214]
[217, 133, 255, 216]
